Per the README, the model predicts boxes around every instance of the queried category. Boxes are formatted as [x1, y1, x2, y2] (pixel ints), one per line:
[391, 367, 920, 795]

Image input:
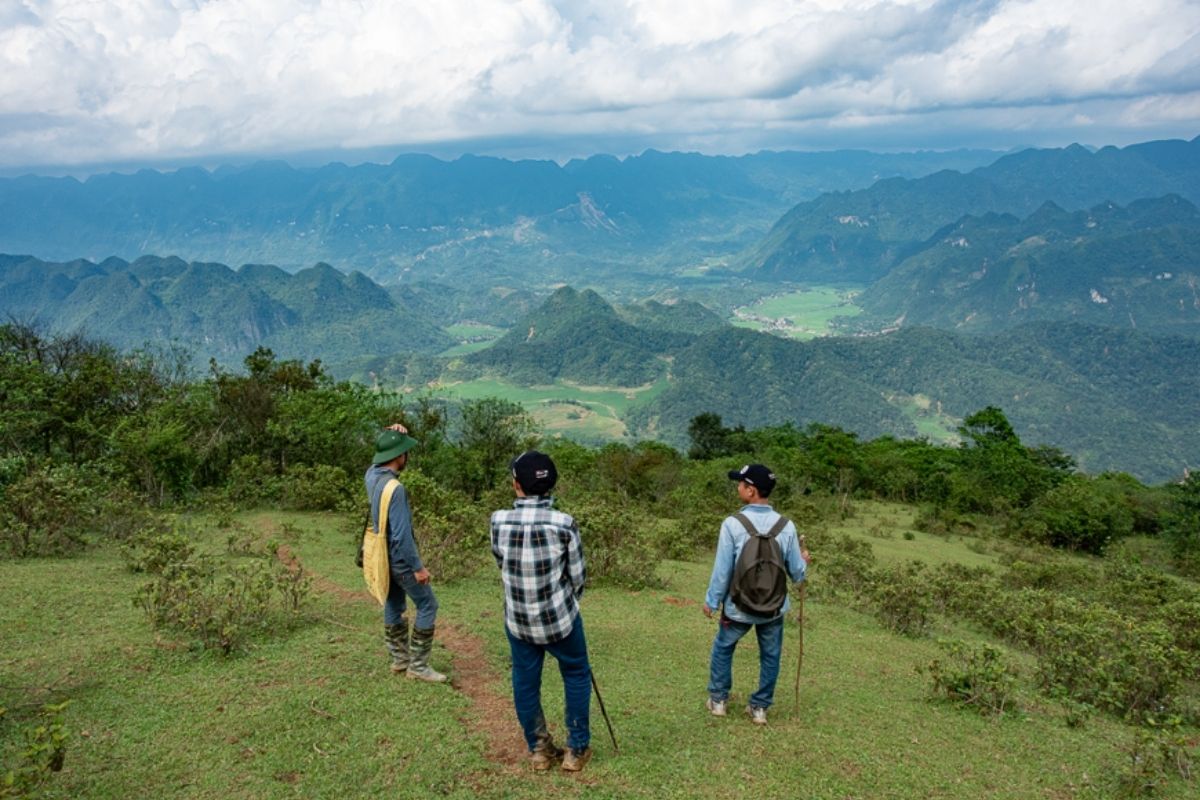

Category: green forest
[2, 324, 1198, 798]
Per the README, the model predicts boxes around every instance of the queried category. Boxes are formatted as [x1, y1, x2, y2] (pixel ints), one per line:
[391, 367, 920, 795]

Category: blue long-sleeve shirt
[364, 465, 423, 574]
[704, 503, 806, 624]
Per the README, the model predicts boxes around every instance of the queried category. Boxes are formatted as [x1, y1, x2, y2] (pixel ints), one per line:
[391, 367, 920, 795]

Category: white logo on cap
[535, 469, 549, 478]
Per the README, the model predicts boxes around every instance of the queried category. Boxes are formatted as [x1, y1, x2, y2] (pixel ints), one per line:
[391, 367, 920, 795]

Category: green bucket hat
[372, 429, 418, 465]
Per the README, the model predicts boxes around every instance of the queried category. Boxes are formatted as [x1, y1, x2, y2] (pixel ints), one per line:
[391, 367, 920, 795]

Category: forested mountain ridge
[464, 286, 676, 386]
[746, 135, 1200, 282]
[446, 286, 1198, 481]
[851, 195, 1200, 335]
[0, 254, 453, 364]
[0, 149, 1000, 286]
[624, 321, 1200, 482]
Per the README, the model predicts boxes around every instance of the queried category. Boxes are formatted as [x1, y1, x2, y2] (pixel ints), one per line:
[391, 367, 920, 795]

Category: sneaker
[746, 705, 767, 725]
[529, 742, 564, 771]
[705, 698, 727, 717]
[561, 747, 592, 772]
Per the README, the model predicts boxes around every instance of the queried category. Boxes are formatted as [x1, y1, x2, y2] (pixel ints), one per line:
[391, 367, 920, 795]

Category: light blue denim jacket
[364, 464, 422, 574]
[704, 504, 807, 624]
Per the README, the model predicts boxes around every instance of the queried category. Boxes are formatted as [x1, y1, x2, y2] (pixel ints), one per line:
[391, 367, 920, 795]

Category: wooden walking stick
[793, 535, 807, 718]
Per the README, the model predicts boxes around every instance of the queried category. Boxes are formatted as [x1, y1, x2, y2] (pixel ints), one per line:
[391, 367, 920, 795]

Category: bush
[121, 527, 196, 574]
[0, 464, 159, 558]
[1035, 612, 1192, 719]
[1115, 718, 1196, 797]
[921, 640, 1018, 716]
[402, 470, 491, 582]
[807, 534, 876, 604]
[280, 464, 353, 511]
[223, 455, 283, 507]
[567, 494, 665, 590]
[134, 553, 310, 655]
[0, 701, 70, 798]
[913, 504, 978, 537]
[869, 561, 933, 636]
[1010, 476, 1133, 554]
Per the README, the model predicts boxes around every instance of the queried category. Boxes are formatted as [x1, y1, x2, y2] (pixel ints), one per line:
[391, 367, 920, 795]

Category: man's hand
[414, 568, 431, 584]
[703, 604, 714, 619]
[387, 423, 409, 434]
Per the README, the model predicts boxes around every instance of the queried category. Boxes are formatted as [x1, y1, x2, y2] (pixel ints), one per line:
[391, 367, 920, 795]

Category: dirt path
[272, 537, 527, 769]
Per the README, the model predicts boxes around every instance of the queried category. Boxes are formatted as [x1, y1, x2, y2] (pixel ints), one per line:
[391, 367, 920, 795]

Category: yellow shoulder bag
[362, 478, 400, 605]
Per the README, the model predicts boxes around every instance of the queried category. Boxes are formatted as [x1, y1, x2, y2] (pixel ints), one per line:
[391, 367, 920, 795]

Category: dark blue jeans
[506, 615, 591, 752]
[383, 569, 438, 628]
[708, 614, 784, 709]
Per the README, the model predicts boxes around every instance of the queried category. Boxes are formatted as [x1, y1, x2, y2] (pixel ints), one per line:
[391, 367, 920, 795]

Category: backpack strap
[765, 515, 790, 539]
[732, 512, 791, 539]
[376, 479, 401, 538]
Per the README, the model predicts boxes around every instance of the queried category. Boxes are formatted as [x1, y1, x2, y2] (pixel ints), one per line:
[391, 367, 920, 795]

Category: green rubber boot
[406, 626, 448, 683]
[384, 618, 411, 673]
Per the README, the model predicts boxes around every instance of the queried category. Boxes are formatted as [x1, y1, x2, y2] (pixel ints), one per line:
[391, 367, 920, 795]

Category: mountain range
[0, 254, 452, 364]
[745, 136, 1200, 283]
[850, 195, 1200, 336]
[0, 149, 1000, 286]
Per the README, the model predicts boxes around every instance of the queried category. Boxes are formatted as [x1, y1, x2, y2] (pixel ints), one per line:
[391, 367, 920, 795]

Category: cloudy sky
[2, 0, 1199, 171]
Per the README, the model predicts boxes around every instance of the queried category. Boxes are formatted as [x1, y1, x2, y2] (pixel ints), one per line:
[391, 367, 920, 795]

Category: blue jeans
[708, 614, 784, 709]
[506, 615, 591, 752]
[384, 568, 438, 629]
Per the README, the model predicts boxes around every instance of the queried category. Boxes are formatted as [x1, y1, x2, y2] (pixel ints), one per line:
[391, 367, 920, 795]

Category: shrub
[921, 639, 1018, 716]
[121, 527, 196, 574]
[1010, 476, 1133, 554]
[223, 455, 282, 507]
[134, 553, 310, 655]
[807, 534, 876, 604]
[869, 561, 933, 636]
[280, 464, 353, 511]
[913, 504, 979, 537]
[567, 494, 665, 590]
[925, 562, 997, 617]
[1115, 717, 1196, 797]
[403, 470, 491, 582]
[0, 464, 158, 558]
[1036, 613, 1192, 719]
[0, 701, 71, 798]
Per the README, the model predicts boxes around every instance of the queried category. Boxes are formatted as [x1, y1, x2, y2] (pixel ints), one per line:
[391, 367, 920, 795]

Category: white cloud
[1, 0, 1198, 168]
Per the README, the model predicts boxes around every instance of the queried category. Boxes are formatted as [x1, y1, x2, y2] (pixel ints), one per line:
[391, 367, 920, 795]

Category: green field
[886, 393, 961, 443]
[435, 376, 671, 440]
[437, 323, 507, 358]
[3, 507, 1191, 799]
[732, 287, 863, 339]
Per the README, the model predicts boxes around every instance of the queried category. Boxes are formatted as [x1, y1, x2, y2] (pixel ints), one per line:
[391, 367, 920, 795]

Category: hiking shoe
[706, 698, 727, 717]
[529, 743, 564, 771]
[746, 705, 767, 725]
[561, 747, 592, 772]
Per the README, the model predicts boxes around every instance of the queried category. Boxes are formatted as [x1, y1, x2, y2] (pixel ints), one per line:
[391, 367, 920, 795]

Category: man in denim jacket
[365, 424, 447, 683]
[703, 463, 808, 724]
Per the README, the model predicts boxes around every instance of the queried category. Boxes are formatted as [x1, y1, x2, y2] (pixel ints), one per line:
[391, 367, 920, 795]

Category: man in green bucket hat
[365, 424, 447, 682]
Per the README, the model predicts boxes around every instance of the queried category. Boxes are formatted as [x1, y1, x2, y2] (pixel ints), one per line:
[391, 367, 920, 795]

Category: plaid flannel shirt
[490, 496, 586, 645]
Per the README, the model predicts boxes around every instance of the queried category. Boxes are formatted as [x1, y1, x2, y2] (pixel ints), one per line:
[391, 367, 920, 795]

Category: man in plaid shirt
[491, 450, 592, 772]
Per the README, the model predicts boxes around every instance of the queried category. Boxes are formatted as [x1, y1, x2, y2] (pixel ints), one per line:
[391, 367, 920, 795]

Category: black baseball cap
[727, 463, 776, 496]
[511, 450, 558, 495]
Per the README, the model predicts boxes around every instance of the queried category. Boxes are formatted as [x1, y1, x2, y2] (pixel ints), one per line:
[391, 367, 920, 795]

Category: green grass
[2, 509, 1194, 799]
[824, 501, 1001, 569]
[434, 376, 670, 440]
[731, 286, 863, 340]
[437, 323, 507, 357]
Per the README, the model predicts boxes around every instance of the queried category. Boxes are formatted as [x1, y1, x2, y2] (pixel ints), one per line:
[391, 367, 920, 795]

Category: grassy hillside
[3, 506, 1194, 799]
